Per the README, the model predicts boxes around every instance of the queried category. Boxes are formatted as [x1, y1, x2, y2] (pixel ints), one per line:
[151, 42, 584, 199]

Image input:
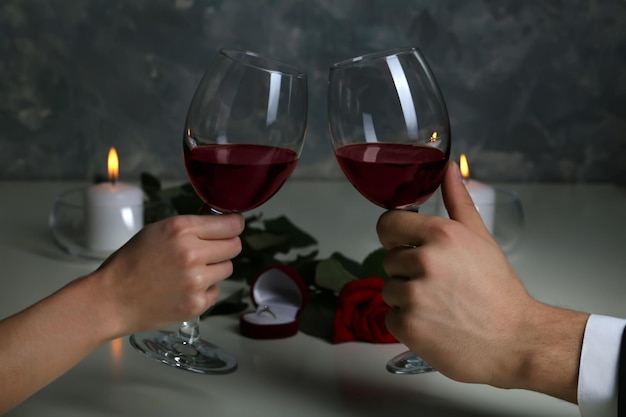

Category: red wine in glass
[334, 143, 447, 210]
[184, 143, 298, 213]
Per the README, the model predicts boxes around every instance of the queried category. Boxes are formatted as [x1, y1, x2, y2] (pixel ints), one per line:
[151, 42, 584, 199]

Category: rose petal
[333, 277, 397, 344]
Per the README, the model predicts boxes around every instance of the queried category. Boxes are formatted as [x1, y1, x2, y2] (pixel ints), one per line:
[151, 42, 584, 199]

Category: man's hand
[377, 161, 587, 402]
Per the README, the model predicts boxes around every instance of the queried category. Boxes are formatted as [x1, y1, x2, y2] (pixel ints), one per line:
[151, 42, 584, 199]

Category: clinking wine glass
[328, 47, 451, 375]
[130, 49, 307, 374]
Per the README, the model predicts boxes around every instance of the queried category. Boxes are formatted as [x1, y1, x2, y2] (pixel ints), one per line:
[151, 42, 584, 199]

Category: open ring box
[240, 264, 309, 339]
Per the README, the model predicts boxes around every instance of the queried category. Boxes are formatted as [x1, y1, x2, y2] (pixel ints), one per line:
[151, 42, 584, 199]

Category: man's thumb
[441, 161, 493, 241]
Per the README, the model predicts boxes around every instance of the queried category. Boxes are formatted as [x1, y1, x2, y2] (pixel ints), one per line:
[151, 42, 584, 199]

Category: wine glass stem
[177, 316, 200, 344]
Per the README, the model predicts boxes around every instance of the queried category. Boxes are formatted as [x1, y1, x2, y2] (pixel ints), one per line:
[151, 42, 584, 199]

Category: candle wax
[85, 182, 144, 252]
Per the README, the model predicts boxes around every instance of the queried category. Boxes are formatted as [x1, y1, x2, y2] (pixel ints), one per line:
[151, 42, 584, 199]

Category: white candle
[437, 154, 496, 233]
[85, 148, 144, 252]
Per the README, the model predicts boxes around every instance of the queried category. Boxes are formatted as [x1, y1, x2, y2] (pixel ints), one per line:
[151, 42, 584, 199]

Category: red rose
[333, 277, 397, 344]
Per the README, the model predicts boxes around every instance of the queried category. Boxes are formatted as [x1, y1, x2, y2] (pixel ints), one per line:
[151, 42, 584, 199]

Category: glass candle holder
[49, 188, 175, 260]
[490, 188, 524, 253]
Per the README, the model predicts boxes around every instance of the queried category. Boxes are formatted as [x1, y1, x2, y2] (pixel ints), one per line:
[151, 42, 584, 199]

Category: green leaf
[171, 193, 202, 215]
[240, 216, 317, 257]
[244, 232, 290, 252]
[329, 252, 362, 277]
[360, 247, 389, 279]
[231, 248, 280, 284]
[315, 258, 358, 293]
[290, 257, 320, 287]
[143, 201, 177, 224]
[140, 172, 162, 201]
[287, 251, 319, 271]
[263, 216, 317, 249]
[298, 291, 338, 342]
[180, 183, 197, 195]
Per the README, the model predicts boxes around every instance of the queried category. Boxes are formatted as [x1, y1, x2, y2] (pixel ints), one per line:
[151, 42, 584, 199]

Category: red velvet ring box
[240, 264, 309, 339]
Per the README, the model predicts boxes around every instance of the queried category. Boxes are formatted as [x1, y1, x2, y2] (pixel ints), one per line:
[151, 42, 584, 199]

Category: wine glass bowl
[328, 47, 450, 212]
[328, 47, 450, 374]
[183, 50, 307, 214]
[130, 49, 307, 374]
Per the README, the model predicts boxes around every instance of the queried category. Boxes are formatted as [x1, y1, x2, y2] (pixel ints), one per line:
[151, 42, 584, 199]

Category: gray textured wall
[1, 0, 625, 183]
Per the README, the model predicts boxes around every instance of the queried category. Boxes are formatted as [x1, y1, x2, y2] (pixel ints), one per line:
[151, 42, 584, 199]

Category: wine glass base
[129, 330, 238, 375]
[386, 351, 436, 375]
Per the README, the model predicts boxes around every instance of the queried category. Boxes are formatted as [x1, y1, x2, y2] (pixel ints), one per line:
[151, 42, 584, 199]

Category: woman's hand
[90, 213, 244, 339]
[0, 213, 245, 413]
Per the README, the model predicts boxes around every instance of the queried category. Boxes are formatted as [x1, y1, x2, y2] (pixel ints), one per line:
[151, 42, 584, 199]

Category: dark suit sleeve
[617, 328, 626, 417]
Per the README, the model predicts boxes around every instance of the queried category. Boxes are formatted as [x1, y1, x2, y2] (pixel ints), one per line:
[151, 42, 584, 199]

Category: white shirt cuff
[578, 314, 626, 417]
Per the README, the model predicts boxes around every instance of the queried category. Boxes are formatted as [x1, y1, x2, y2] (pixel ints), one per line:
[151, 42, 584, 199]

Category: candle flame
[429, 131, 438, 143]
[459, 153, 470, 179]
[108, 147, 119, 184]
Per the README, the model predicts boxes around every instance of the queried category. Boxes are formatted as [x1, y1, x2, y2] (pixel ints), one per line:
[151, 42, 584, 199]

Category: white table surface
[1, 180, 625, 417]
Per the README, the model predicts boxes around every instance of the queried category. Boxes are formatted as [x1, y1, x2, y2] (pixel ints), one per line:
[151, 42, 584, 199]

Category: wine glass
[327, 47, 450, 375]
[130, 49, 307, 374]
